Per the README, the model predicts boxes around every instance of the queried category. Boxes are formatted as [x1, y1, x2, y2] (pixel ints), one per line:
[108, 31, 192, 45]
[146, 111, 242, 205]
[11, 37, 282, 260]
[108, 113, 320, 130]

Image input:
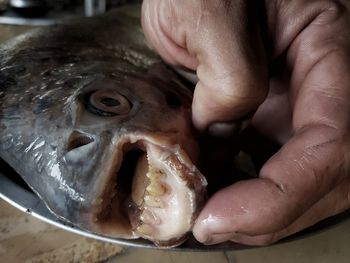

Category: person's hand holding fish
[142, 0, 350, 245]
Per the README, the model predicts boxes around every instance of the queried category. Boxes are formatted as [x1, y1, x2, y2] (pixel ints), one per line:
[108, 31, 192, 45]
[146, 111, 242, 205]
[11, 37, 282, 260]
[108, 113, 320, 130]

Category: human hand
[142, 0, 350, 245]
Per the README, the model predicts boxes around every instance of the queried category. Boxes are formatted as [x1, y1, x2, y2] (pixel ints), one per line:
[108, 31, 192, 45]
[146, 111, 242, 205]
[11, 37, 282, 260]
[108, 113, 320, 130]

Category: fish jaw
[132, 142, 207, 247]
[87, 133, 207, 247]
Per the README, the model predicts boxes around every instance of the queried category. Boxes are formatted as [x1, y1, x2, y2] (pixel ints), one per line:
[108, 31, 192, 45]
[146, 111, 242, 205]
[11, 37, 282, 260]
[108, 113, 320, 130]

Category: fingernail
[203, 233, 236, 245]
[206, 111, 255, 140]
[207, 122, 241, 140]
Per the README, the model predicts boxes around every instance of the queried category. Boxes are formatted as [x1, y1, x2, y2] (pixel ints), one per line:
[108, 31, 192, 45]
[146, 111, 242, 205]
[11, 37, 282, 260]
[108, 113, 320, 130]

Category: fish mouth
[92, 136, 207, 247]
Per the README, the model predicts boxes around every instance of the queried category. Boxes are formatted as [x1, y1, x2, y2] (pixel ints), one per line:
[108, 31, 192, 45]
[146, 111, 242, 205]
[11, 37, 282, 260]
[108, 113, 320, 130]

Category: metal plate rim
[2, 167, 350, 251]
[0, 170, 252, 251]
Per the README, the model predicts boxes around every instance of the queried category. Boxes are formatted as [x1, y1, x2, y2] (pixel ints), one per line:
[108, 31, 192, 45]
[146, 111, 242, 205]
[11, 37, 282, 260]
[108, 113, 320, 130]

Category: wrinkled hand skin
[142, 0, 350, 246]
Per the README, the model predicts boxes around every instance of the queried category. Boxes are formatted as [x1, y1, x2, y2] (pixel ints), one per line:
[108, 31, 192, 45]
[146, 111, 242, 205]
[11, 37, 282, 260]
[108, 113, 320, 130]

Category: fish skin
[0, 6, 207, 246]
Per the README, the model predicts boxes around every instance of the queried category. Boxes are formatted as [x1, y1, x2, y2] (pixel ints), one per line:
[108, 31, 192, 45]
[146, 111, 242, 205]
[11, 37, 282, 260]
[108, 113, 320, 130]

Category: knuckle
[321, 1, 344, 16]
[205, 70, 266, 105]
[312, 0, 346, 25]
[218, 84, 266, 110]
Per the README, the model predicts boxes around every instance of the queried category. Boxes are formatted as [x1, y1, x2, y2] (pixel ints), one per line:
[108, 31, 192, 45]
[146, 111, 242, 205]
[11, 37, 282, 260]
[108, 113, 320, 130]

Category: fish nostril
[67, 131, 94, 151]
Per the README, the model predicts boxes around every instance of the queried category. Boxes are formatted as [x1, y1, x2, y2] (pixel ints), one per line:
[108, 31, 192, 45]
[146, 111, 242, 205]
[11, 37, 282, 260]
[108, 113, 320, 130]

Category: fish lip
[89, 132, 207, 244]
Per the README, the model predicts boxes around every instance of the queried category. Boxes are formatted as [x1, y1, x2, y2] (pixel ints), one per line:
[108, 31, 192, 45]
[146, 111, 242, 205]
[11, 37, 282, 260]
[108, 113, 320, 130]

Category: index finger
[142, 0, 268, 131]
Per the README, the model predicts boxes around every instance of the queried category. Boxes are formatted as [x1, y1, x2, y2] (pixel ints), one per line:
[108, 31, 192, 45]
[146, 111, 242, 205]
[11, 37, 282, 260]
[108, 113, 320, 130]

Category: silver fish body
[0, 7, 207, 247]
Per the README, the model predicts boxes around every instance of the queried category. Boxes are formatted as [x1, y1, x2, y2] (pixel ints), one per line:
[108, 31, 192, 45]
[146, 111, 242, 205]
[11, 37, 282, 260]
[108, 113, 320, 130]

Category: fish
[0, 6, 207, 247]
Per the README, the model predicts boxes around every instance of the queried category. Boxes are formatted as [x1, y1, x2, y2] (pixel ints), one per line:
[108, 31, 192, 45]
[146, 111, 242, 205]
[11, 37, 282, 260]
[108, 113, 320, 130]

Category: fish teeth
[146, 181, 166, 196]
[146, 168, 164, 180]
[144, 195, 164, 208]
[140, 208, 161, 225]
[136, 224, 154, 236]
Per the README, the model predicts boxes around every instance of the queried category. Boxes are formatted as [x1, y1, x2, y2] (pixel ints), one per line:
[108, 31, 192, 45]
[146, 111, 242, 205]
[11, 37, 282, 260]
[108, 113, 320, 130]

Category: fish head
[43, 62, 206, 246]
[0, 12, 207, 247]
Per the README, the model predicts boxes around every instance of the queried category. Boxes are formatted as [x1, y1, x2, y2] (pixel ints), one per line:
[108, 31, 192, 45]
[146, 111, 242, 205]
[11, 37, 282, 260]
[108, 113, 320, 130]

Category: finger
[141, 0, 198, 69]
[202, 177, 350, 246]
[194, 81, 349, 244]
[194, 3, 350, 245]
[193, 123, 345, 243]
[142, 0, 269, 131]
[252, 0, 350, 143]
[189, 1, 268, 131]
[192, 178, 288, 244]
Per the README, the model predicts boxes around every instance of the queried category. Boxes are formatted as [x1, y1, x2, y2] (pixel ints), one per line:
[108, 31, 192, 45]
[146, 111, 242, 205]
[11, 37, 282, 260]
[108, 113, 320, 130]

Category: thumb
[142, 0, 268, 131]
[192, 126, 344, 245]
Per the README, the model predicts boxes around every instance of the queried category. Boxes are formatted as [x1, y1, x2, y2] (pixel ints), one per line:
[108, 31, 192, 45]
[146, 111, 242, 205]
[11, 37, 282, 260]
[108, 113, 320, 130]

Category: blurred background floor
[1, 198, 350, 263]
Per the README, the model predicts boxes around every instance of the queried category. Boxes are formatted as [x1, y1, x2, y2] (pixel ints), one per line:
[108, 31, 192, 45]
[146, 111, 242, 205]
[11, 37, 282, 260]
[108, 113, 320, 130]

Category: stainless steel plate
[1, 159, 350, 251]
[0, 160, 247, 250]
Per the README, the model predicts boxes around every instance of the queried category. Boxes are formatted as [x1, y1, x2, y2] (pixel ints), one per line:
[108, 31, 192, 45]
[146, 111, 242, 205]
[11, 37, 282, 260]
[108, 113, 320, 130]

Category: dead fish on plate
[0, 6, 207, 247]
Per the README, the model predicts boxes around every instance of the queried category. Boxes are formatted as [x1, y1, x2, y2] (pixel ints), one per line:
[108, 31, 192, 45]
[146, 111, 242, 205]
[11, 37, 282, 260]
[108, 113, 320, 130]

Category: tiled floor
[1, 199, 350, 263]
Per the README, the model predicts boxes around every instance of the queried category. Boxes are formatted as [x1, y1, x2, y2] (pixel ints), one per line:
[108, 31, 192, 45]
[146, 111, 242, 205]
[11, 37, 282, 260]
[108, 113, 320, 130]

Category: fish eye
[87, 89, 131, 117]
